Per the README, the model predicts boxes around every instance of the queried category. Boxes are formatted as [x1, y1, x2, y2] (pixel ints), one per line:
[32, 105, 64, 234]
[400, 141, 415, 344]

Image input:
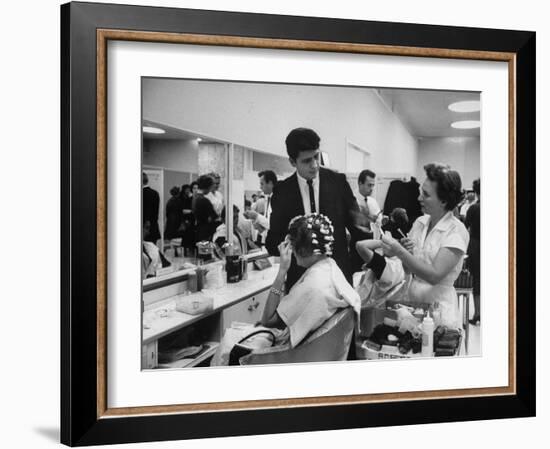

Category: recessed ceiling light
[197, 137, 202, 142]
[143, 126, 165, 134]
[448, 100, 480, 113]
[450, 120, 480, 129]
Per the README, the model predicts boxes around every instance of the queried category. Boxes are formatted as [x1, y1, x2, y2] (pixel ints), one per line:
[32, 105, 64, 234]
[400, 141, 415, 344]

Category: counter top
[142, 263, 279, 345]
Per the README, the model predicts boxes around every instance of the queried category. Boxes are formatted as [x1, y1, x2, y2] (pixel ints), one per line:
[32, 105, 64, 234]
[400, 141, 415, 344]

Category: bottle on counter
[223, 242, 242, 284]
[421, 312, 435, 357]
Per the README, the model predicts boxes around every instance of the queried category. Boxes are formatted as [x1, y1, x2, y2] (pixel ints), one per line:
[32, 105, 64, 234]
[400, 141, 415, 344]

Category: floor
[463, 293, 481, 356]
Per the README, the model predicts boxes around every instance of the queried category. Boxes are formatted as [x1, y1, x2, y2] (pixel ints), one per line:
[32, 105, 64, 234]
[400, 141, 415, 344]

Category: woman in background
[164, 186, 183, 240]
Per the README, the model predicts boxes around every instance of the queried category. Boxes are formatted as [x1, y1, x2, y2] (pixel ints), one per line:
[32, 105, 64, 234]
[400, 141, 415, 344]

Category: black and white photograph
[141, 78, 481, 369]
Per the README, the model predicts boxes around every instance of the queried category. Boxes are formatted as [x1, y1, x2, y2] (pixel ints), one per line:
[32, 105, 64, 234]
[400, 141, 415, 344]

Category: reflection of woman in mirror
[212, 205, 248, 255]
[142, 219, 171, 278]
[205, 172, 224, 217]
[179, 183, 195, 253]
[192, 174, 218, 242]
[164, 186, 183, 240]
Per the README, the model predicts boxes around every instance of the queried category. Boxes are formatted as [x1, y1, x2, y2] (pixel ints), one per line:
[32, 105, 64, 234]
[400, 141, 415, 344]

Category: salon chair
[238, 307, 355, 365]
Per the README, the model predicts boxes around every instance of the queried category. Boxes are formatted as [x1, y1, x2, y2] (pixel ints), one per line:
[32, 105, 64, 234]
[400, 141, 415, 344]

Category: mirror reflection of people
[244, 170, 278, 245]
[212, 205, 248, 255]
[380, 163, 470, 327]
[192, 174, 219, 242]
[142, 219, 171, 278]
[210, 213, 360, 366]
[142, 172, 160, 243]
[205, 172, 224, 217]
[164, 186, 183, 240]
[266, 127, 360, 290]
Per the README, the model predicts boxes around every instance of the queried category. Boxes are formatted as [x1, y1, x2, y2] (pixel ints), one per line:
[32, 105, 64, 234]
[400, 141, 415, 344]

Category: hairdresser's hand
[380, 232, 403, 258]
[278, 237, 293, 273]
[400, 237, 416, 254]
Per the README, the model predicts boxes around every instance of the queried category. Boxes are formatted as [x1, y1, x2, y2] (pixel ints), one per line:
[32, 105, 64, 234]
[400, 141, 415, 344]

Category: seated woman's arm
[382, 236, 463, 285]
[355, 239, 382, 264]
[260, 238, 292, 328]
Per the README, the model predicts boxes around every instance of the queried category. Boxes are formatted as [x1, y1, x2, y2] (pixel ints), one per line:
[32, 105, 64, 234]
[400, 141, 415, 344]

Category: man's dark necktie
[307, 179, 316, 213]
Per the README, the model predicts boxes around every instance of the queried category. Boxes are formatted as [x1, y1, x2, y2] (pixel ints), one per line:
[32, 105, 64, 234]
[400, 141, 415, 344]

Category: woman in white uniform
[381, 163, 469, 327]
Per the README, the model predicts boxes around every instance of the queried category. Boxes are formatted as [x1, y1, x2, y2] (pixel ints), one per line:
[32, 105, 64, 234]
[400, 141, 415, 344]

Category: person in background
[244, 170, 278, 245]
[211, 213, 360, 366]
[380, 163, 469, 327]
[142, 172, 160, 243]
[266, 127, 360, 290]
[142, 219, 171, 278]
[205, 172, 224, 217]
[212, 205, 248, 255]
[180, 184, 193, 214]
[190, 181, 199, 196]
[465, 178, 480, 325]
[357, 169, 383, 237]
[164, 186, 183, 240]
[459, 189, 477, 221]
[192, 174, 219, 242]
[350, 169, 383, 272]
[382, 207, 411, 239]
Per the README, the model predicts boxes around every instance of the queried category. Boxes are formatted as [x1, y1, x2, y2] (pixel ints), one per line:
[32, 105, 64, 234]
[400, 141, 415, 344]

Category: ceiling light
[450, 120, 480, 129]
[197, 137, 202, 142]
[448, 100, 480, 113]
[143, 126, 165, 134]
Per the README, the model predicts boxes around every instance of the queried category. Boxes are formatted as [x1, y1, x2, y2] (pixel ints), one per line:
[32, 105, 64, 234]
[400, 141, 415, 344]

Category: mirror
[142, 123, 227, 278]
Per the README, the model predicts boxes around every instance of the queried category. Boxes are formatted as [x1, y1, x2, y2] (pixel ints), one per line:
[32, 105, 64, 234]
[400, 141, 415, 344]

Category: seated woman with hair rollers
[210, 213, 361, 366]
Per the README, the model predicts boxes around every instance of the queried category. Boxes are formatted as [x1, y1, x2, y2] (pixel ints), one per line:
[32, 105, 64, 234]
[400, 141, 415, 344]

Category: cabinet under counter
[142, 263, 279, 368]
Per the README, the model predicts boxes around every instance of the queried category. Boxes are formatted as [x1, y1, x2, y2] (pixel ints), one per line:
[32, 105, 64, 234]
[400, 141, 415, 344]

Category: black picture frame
[61, 1, 536, 446]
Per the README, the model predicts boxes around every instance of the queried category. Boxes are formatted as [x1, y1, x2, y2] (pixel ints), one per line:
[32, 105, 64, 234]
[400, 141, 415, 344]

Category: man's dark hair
[170, 186, 180, 197]
[285, 127, 320, 160]
[472, 178, 480, 196]
[424, 163, 463, 211]
[258, 170, 278, 185]
[197, 174, 214, 191]
[358, 169, 376, 185]
[142, 172, 149, 186]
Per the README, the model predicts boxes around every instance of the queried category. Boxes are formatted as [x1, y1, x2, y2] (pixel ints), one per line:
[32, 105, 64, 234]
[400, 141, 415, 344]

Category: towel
[277, 258, 360, 347]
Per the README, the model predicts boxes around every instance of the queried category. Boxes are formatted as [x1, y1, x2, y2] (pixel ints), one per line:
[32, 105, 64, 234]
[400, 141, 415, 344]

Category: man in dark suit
[266, 128, 360, 290]
[142, 172, 160, 243]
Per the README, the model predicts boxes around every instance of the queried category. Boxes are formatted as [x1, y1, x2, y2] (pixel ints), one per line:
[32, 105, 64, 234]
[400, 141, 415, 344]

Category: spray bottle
[421, 312, 435, 357]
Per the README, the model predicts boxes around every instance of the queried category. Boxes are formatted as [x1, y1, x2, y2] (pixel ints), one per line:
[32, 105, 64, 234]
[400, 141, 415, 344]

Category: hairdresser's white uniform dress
[407, 211, 469, 327]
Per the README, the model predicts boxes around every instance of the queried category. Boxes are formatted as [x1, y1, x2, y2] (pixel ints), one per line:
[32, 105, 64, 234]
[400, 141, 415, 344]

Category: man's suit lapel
[288, 173, 304, 216]
[318, 168, 331, 215]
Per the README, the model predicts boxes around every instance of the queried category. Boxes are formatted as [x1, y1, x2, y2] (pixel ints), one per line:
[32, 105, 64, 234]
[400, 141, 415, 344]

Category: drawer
[222, 291, 268, 328]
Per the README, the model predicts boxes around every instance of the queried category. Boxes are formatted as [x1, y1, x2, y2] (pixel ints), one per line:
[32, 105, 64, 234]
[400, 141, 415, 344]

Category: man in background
[356, 169, 383, 238]
[266, 127, 360, 289]
[244, 170, 278, 245]
[205, 172, 224, 217]
[142, 172, 160, 244]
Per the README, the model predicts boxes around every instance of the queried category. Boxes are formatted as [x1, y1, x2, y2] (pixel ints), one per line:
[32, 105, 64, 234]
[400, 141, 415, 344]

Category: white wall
[143, 79, 418, 176]
[416, 137, 480, 189]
